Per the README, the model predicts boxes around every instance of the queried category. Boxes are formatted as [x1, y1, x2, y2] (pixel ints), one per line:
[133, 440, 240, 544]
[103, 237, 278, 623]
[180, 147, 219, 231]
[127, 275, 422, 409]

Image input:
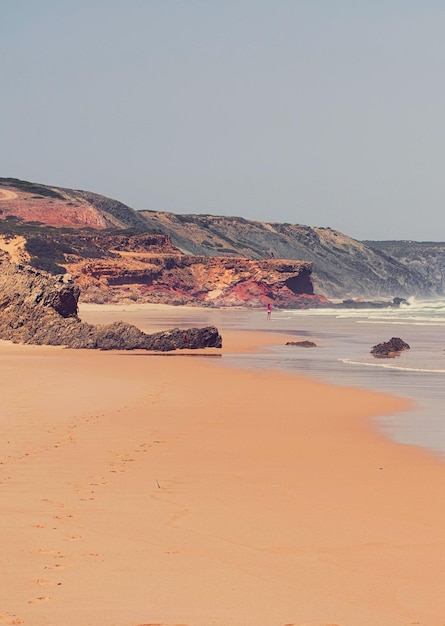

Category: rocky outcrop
[0, 230, 324, 308]
[339, 297, 409, 309]
[58, 322, 222, 351]
[0, 257, 222, 350]
[70, 254, 325, 308]
[285, 340, 317, 348]
[371, 337, 410, 358]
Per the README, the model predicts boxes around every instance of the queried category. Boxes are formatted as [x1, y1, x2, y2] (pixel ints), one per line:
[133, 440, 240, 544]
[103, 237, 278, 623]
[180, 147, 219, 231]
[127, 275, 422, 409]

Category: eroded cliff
[0, 230, 322, 307]
[69, 250, 323, 307]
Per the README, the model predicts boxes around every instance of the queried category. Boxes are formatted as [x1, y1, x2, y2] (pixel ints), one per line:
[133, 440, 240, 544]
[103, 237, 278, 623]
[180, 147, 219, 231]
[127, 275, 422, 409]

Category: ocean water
[216, 299, 445, 459]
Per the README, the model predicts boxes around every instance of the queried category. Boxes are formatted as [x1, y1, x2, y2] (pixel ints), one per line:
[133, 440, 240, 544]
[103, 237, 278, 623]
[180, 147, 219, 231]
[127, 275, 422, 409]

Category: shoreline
[2, 324, 445, 625]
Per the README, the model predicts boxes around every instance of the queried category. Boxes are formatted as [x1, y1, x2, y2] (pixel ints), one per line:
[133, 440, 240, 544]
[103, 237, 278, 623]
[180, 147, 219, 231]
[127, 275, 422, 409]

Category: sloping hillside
[0, 177, 438, 300]
[364, 240, 445, 293]
[0, 177, 149, 230]
[140, 211, 436, 298]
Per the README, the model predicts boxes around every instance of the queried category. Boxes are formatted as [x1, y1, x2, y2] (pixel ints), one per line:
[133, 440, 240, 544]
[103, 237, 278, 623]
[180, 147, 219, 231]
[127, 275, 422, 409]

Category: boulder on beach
[371, 337, 410, 358]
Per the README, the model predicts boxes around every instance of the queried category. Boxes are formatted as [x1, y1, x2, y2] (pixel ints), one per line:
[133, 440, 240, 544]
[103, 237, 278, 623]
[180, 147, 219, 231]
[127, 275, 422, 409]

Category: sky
[1, 1, 445, 241]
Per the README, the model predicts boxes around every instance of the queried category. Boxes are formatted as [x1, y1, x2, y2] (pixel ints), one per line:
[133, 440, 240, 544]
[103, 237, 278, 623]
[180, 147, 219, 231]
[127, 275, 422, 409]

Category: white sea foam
[357, 319, 445, 326]
[342, 358, 445, 374]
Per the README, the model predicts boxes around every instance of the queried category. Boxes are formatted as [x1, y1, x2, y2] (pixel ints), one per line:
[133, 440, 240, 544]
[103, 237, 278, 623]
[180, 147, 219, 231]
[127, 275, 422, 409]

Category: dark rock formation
[0, 257, 222, 351]
[285, 340, 317, 348]
[338, 297, 409, 309]
[371, 337, 410, 358]
[78, 323, 222, 351]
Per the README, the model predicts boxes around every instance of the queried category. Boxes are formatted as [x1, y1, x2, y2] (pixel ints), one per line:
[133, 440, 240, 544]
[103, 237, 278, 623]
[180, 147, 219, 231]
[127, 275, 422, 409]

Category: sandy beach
[2, 313, 445, 626]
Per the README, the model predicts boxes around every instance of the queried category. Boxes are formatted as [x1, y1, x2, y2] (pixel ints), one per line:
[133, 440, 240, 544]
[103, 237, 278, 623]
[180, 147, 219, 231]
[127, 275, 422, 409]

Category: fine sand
[2, 311, 445, 626]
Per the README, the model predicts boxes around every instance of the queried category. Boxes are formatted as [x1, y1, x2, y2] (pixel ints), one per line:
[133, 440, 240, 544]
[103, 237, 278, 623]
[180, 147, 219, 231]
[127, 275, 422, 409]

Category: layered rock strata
[66, 248, 325, 308]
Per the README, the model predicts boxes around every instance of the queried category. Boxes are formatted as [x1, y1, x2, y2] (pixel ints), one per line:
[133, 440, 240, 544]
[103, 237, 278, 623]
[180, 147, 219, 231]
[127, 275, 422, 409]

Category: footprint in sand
[37, 550, 68, 573]
[40, 498, 66, 509]
[0, 614, 24, 625]
[36, 548, 66, 557]
[52, 513, 75, 520]
[43, 563, 66, 571]
[27, 596, 51, 604]
[33, 579, 51, 586]
[65, 534, 83, 541]
[68, 482, 83, 493]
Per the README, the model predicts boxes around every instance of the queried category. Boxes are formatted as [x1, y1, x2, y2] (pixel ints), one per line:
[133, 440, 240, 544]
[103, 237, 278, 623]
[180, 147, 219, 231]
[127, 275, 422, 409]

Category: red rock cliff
[63, 238, 325, 307]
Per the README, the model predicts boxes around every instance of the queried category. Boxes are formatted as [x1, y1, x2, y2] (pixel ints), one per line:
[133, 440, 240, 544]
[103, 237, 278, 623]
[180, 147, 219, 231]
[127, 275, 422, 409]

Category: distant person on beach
[267, 303, 272, 319]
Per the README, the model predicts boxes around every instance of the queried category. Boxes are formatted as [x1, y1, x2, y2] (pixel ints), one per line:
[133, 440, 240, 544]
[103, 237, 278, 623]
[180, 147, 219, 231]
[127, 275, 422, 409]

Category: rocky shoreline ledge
[0, 257, 222, 351]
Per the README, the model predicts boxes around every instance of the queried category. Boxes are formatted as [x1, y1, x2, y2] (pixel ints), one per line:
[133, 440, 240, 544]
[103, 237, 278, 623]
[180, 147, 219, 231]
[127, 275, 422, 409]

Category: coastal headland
[0, 177, 438, 303]
[2, 305, 445, 626]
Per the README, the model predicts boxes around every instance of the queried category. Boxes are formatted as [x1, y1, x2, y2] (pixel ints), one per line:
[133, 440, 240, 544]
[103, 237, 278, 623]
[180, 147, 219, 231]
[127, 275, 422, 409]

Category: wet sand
[2, 311, 445, 626]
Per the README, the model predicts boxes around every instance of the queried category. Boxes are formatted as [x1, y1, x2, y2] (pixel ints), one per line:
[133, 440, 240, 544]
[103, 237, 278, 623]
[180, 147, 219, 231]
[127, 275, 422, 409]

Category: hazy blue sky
[2, 1, 445, 240]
